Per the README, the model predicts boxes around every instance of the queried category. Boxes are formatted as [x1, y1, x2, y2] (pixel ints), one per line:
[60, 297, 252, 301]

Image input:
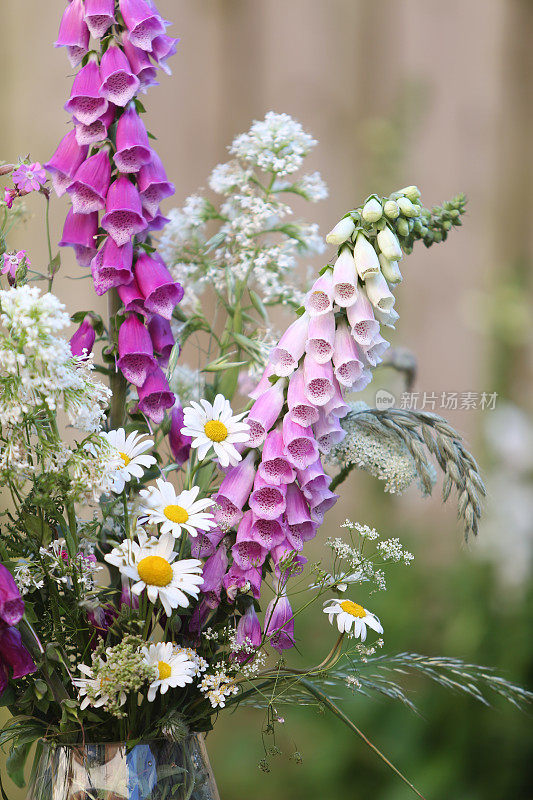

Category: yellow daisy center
[137, 555, 173, 587]
[204, 420, 228, 442]
[158, 661, 172, 681]
[163, 504, 189, 524]
[339, 600, 366, 618]
[119, 452, 131, 466]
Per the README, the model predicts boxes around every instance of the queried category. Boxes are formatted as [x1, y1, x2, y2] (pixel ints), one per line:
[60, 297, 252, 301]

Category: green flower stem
[44, 193, 54, 292]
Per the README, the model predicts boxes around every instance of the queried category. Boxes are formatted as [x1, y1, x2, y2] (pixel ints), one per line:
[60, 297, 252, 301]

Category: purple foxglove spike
[271, 543, 307, 580]
[258, 429, 295, 486]
[59, 208, 98, 266]
[314, 409, 346, 455]
[148, 314, 175, 366]
[0, 626, 36, 680]
[285, 482, 316, 543]
[246, 380, 285, 447]
[305, 271, 334, 317]
[120, 578, 139, 610]
[201, 546, 228, 609]
[333, 322, 364, 388]
[118, 276, 148, 316]
[91, 238, 134, 296]
[346, 290, 380, 346]
[134, 253, 183, 318]
[114, 105, 152, 173]
[270, 313, 309, 377]
[213, 451, 256, 529]
[297, 458, 331, 499]
[332, 247, 358, 308]
[0, 564, 24, 626]
[70, 316, 96, 357]
[303, 353, 335, 407]
[248, 362, 276, 400]
[360, 332, 389, 368]
[282, 414, 319, 470]
[190, 527, 225, 559]
[117, 314, 157, 387]
[249, 515, 285, 550]
[84, 0, 116, 38]
[101, 176, 147, 246]
[323, 376, 350, 421]
[249, 474, 286, 521]
[122, 34, 159, 92]
[137, 366, 175, 423]
[169, 405, 192, 466]
[264, 594, 295, 653]
[45, 130, 88, 198]
[74, 104, 115, 146]
[223, 563, 261, 602]
[67, 149, 112, 214]
[305, 312, 335, 364]
[99, 46, 141, 107]
[287, 369, 319, 427]
[138, 151, 175, 216]
[65, 58, 109, 125]
[54, 0, 89, 67]
[232, 604, 261, 663]
[119, 0, 166, 51]
[308, 487, 339, 524]
[150, 34, 178, 74]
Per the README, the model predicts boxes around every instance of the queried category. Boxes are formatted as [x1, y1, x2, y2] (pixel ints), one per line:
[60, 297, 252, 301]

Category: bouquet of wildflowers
[0, 2, 531, 797]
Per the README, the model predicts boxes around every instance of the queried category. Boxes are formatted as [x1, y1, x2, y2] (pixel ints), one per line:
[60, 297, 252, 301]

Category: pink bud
[70, 317, 96, 357]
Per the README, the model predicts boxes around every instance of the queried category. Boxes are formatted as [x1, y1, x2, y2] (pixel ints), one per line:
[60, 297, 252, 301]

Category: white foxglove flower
[378, 254, 403, 284]
[118, 532, 204, 615]
[353, 233, 380, 280]
[325, 216, 355, 245]
[181, 395, 250, 468]
[142, 642, 196, 702]
[364, 272, 396, 312]
[100, 429, 156, 493]
[323, 599, 383, 640]
[377, 227, 402, 261]
[139, 478, 215, 539]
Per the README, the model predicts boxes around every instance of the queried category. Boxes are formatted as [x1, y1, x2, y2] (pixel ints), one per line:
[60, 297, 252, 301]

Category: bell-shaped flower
[54, 0, 89, 67]
[75, 104, 115, 147]
[118, 276, 148, 316]
[305, 312, 335, 365]
[117, 314, 157, 387]
[201, 546, 228, 609]
[134, 253, 183, 318]
[282, 414, 319, 471]
[223, 563, 261, 602]
[213, 451, 256, 530]
[305, 271, 334, 317]
[67, 149, 112, 214]
[84, 0, 116, 39]
[91, 239, 134, 296]
[151, 34, 179, 75]
[287, 369, 319, 427]
[285, 483, 316, 546]
[264, 593, 295, 653]
[232, 605, 262, 664]
[364, 272, 395, 313]
[45, 130, 88, 198]
[323, 377, 350, 421]
[377, 226, 402, 261]
[0, 564, 24, 626]
[148, 314, 175, 366]
[70, 317, 96, 357]
[353, 233, 380, 280]
[190, 527, 226, 560]
[249, 515, 285, 551]
[101, 176, 147, 246]
[232, 513, 268, 570]
[332, 247, 358, 307]
[168, 405, 192, 466]
[378, 253, 402, 284]
[258, 430, 295, 486]
[303, 354, 335, 407]
[333, 322, 364, 388]
[249, 474, 286, 521]
[59, 209, 98, 266]
[122, 34, 159, 92]
[114, 105, 152, 173]
[119, 0, 166, 51]
[270, 313, 309, 377]
[246, 380, 285, 447]
[138, 151, 175, 216]
[314, 410, 346, 455]
[137, 367, 175, 423]
[65, 58, 109, 125]
[0, 627, 36, 687]
[346, 291, 380, 347]
[99, 46, 140, 107]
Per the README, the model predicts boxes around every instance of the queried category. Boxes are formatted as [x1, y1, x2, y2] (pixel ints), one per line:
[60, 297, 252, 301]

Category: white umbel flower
[142, 642, 196, 702]
[323, 599, 383, 641]
[181, 394, 250, 468]
[139, 478, 215, 539]
[118, 532, 204, 615]
[100, 429, 156, 493]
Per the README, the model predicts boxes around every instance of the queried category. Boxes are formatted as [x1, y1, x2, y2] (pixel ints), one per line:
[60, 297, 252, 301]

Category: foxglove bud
[361, 198, 382, 223]
[377, 227, 402, 260]
[397, 196, 418, 218]
[325, 216, 355, 245]
[399, 185, 421, 202]
[70, 317, 96, 357]
[384, 199, 400, 219]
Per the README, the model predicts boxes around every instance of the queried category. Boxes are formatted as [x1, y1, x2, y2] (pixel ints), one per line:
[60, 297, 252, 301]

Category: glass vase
[27, 735, 220, 800]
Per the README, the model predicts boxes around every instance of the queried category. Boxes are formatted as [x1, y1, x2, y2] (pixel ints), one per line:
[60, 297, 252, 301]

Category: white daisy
[139, 478, 215, 539]
[142, 642, 196, 702]
[173, 645, 209, 676]
[100, 428, 157, 493]
[323, 599, 383, 641]
[118, 532, 204, 615]
[181, 394, 250, 468]
[104, 528, 157, 570]
[72, 663, 126, 710]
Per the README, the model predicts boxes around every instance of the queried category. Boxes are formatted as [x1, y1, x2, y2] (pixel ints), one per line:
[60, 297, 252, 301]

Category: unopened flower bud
[396, 218, 410, 237]
[0, 164, 14, 177]
[353, 233, 380, 280]
[397, 196, 418, 217]
[377, 227, 402, 260]
[384, 200, 399, 219]
[378, 253, 402, 284]
[399, 185, 420, 202]
[326, 216, 355, 245]
[361, 198, 382, 223]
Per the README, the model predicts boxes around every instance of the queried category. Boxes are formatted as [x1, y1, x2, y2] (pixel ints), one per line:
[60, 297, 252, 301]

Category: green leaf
[165, 342, 181, 382]
[248, 289, 269, 322]
[48, 252, 61, 277]
[6, 741, 33, 788]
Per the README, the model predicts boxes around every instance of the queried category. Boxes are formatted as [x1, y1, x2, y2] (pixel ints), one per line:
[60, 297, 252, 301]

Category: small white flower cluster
[173, 645, 208, 677]
[160, 113, 327, 310]
[13, 561, 45, 596]
[377, 538, 414, 565]
[198, 665, 239, 708]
